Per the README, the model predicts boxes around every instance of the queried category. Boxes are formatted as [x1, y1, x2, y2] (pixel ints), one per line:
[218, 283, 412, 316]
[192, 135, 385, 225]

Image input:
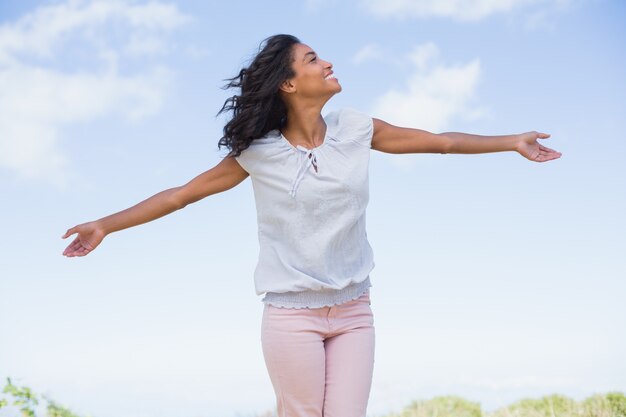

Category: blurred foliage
[378, 392, 626, 417]
[0, 378, 84, 417]
[2, 376, 625, 417]
[386, 395, 483, 417]
[490, 394, 579, 417]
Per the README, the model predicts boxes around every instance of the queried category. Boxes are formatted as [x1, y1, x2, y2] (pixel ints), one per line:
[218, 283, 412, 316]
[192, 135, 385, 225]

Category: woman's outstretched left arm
[371, 118, 562, 162]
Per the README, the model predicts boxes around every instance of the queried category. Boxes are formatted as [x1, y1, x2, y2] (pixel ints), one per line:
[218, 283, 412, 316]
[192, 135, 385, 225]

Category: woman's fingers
[64, 237, 87, 256]
[537, 152, 560, 162]
[64, 234, 98, 256]
[62, 222, 104, 257]
[537, 142, 562, 159]
[62, 227, 76, 239]
[66, 246, 88, 257]
[62, 239, 77, 255]
[518, 132, 561, 162]
[539, 144, 558, 153]
[67, 237, 82, 251]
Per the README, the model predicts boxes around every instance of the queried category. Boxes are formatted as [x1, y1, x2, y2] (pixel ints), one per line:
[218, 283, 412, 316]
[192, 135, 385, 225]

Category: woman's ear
[279, 78, 296, 94]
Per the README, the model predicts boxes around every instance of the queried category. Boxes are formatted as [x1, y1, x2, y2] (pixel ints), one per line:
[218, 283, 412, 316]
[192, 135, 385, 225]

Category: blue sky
[0, 1, 625, 417]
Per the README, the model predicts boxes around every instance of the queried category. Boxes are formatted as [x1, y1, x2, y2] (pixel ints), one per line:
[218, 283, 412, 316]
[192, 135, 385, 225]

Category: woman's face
[281, 43, 341, 100]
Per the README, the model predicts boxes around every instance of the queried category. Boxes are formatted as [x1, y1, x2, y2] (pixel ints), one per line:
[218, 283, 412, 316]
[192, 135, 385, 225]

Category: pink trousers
[261, 290, 375, 417]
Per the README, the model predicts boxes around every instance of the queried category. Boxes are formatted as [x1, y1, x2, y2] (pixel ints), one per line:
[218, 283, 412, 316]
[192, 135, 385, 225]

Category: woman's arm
[62, 156, 249, 257]
[371, 118, 562, 162]
[371, 118, 450, 154]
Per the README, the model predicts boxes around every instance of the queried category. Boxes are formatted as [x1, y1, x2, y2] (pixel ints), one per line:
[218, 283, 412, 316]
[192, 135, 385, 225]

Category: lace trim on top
[262, 276, 372, 309]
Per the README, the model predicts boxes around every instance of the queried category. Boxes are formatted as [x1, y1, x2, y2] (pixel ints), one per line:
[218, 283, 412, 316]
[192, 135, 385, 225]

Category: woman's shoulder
[238, 129, 282, 153]
[253, 129, 282, 145]
[325, 107, 370, 123]
[233, 129, 287, 174]
[325, 107, 373, 147]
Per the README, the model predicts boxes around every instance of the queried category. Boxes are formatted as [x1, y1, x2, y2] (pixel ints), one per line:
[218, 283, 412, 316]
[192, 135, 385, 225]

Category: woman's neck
[281, 103, 327, 149]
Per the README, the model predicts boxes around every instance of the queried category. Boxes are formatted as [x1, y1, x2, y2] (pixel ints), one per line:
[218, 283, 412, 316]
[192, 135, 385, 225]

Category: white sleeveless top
[234, 107, 375, 308]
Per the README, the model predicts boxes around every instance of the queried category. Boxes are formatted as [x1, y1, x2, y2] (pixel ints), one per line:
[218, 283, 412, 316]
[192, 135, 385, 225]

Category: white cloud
[521, 0, 589, 30]
[360, 0, 579, 21]
[0, 65, 169, 185]
[372, 42, 487, 130]
[370, 42, 490, 170]
[352, 43, 384, 65]
[0, 0, 189, 186]
[0, 0, 188, 61]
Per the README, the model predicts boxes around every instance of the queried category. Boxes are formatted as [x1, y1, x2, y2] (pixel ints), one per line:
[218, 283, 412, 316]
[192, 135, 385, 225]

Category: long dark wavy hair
[217, 34, 301, 157]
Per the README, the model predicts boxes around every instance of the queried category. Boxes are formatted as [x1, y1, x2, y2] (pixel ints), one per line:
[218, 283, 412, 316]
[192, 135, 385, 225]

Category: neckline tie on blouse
[289, 145, 319, 198]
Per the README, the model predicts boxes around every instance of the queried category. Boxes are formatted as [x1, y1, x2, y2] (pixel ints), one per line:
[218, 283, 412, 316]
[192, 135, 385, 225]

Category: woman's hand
[516, 131, 562, 162]
[62, 221, 106, 257]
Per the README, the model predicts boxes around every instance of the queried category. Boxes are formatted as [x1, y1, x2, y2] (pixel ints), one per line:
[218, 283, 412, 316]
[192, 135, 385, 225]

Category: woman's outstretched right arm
[62, 156, 248, 257]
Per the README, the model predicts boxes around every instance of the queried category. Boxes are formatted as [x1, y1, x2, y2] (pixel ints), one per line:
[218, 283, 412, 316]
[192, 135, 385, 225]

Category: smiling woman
[61, 33, 562, 417]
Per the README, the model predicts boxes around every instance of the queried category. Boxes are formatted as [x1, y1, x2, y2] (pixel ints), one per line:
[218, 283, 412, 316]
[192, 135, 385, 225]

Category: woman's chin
[323, 85, 342, 100]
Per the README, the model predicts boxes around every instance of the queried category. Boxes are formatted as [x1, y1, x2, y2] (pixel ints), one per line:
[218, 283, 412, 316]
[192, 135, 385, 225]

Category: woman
[62, 34, 561, 417]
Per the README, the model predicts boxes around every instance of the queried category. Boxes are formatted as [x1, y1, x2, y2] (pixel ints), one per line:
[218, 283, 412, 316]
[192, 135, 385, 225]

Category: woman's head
[217, 34, 339, 157]
[277, 42, 341, 104]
